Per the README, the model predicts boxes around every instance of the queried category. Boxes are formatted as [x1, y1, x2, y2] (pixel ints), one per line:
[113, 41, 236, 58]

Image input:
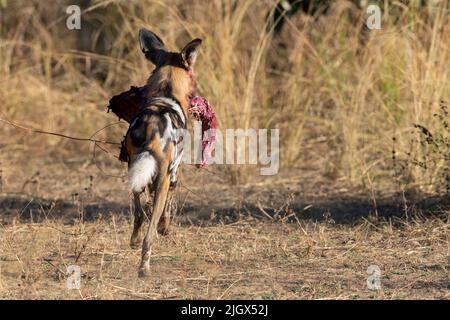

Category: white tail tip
[128, 152, 157, 193]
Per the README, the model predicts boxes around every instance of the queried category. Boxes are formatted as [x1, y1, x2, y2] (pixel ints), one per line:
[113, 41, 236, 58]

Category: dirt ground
[0, 141, 449, 300]
[0, 0, 449, 301]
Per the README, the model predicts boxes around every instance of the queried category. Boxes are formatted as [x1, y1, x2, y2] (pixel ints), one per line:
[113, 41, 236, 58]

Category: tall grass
[0, 0, 448, 194]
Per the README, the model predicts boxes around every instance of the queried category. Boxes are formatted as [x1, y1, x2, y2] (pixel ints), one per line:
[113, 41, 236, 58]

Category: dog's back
[126, 97, 186, 192]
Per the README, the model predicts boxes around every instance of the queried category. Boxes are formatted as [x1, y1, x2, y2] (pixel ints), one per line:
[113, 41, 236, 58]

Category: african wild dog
[124, 29, 201, 277]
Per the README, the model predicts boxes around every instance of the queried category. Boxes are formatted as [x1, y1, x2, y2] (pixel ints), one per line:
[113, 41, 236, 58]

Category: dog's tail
[128, 152, 157, 193]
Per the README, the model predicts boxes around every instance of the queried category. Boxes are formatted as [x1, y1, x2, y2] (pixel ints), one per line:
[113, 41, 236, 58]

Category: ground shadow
[179, 193, 449, 225]
[1, 191, 448, 226]
[0, 194, 130, 224]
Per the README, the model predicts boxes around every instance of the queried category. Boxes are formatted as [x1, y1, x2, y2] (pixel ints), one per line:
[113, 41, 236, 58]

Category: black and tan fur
[125, 29, 201, 277]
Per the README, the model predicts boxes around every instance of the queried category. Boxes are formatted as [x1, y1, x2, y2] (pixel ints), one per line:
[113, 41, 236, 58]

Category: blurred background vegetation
[0, 0, 448, 197]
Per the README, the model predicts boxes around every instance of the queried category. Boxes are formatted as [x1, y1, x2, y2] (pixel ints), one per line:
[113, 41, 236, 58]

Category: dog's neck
[145, 66, 195, 114]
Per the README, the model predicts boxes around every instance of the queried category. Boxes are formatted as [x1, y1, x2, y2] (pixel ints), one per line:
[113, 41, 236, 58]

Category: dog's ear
[180, 38, 202, 68]
[139, 29, 167, 66]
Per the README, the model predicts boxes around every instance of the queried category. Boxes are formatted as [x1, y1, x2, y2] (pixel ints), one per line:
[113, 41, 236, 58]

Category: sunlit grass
[0, 0, 448, 193]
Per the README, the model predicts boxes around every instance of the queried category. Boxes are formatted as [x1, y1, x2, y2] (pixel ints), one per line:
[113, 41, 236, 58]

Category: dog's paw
[138, 268, 150, 278]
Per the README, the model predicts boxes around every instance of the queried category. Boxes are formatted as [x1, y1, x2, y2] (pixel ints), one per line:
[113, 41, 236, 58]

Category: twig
[257, 202, 274, 220]
[0, 116, 120, 145]
[217, 278, 241, 299]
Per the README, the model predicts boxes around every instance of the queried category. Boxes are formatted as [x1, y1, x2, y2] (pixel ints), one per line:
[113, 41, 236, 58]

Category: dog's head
[139, 28, 202, 109]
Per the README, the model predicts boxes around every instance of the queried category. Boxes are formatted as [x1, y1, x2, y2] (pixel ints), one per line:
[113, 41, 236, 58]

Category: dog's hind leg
[158, 189, 175, 236]
[158, 161, 180, 236]
[130, 192, 147, 249]
[139, 161, 171, 277]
